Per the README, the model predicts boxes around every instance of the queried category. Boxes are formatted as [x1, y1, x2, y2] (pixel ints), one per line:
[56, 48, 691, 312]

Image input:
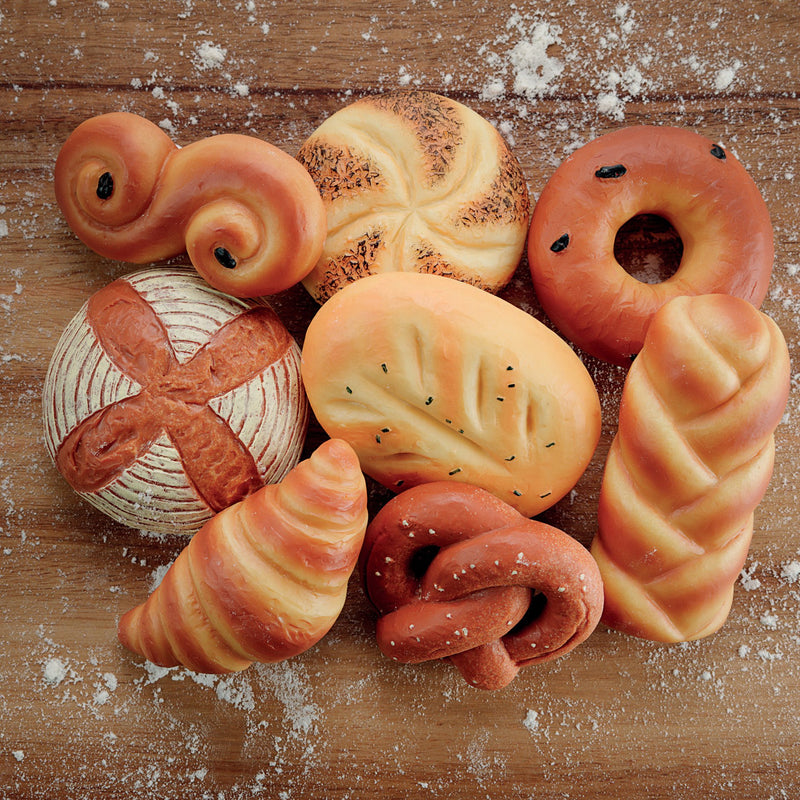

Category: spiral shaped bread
[296, 90, 530, 302]
[54, 112, 326, 297]
[118, 439, 369, 672]
[590, 294, 790, 642]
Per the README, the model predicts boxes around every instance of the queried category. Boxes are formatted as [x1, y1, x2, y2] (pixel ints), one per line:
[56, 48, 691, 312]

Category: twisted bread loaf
[591, 294, 790, 642]
[117, 439, 368, 672]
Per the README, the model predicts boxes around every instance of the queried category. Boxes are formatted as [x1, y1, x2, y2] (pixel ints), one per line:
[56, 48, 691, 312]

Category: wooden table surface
[2, 1, 799, 798]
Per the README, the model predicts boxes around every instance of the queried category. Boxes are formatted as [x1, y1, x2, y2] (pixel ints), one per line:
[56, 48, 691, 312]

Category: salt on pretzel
[54, 112, 327, 298]
[590, 294, 790, 641]
[361, 482, 604, 690]
[527, 126, 774, 365]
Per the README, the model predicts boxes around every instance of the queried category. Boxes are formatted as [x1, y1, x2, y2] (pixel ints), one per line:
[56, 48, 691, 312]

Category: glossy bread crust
[54, 111, 327, 297]
[362, 482, 604, 690]
[117, 439, 369, 672]
[528, 126, 774, 365]
[300, 271, 601, 518]
[590, 294, 790, 641]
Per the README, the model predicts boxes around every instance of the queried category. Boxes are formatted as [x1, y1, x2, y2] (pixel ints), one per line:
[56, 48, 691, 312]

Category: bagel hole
[614, 214, 683, 284]
[409, 545, 440, 579]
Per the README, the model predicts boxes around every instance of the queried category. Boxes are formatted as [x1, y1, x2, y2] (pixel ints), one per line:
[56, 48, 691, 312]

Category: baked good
[361, 482, 604, 689]
[527, 126, 774, 365]
[43, 267, 308, 534]
[296, 90, 530, 302]
[54, 111, 327, 297]
[590, 294, 790, 641]
[118, 439, 368, 672]
[300, 271, 601, 518]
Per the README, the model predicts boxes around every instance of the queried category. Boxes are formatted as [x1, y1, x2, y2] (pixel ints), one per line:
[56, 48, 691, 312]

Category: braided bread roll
[118, 439, 368, 673]
[591, 294, 790, 642]
[296, 90, 530, 302]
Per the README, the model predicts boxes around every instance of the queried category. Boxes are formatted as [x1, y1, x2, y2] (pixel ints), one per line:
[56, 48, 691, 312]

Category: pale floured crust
[590, 294, 790, 642]
[42, 266, 309, 534]
[300, 272, 601, 517]
[296, 90, 531, 303]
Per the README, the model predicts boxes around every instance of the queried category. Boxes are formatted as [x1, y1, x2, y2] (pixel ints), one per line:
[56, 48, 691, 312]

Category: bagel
[527, 126, 774, 366]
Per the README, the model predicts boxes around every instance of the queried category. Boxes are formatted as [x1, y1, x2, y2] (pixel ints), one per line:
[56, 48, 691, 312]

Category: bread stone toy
[296, 90, 530, 302]
[118, 439, 368, 672]
[301, 271, 601, 517]
[591, 294, 790, 641]
[43, 267, 308, 534]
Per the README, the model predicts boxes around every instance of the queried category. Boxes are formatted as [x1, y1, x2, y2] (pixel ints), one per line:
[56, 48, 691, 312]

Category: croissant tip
[314, 438, 362, 472]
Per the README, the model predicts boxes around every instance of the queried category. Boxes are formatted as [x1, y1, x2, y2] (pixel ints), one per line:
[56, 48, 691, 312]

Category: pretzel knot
[361, 482, 604, 690]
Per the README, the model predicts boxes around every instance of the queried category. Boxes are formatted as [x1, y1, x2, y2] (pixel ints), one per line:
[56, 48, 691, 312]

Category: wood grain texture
[1, 2, 799, 799]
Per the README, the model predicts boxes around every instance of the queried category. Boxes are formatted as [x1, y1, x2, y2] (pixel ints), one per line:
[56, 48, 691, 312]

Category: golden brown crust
[590, 294, 790, 641]
[117, 439, 368, 672]
[54, 111, 327, 298]
[362, 482, 603, 690]
[296, 90, 530, 301]
[528, 126, 774, 365]
[301, 271, 601, 517]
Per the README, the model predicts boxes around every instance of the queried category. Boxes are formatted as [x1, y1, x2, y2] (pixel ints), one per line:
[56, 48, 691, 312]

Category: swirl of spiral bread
[118, 439, 368, 672]
[590, 294, 790, 642]
[361, 482, 604, 690]
[54, 112, 327, 297]
[296, 90, 531, 302]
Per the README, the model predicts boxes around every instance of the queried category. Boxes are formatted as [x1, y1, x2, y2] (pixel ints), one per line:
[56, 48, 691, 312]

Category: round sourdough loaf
[300, 272, 601, 517]
[296, 90, 531, 303]
[43, 267, 308, 534]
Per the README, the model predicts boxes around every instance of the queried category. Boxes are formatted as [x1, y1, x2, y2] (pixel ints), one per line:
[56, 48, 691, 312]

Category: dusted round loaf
[43, 267, 309, 534]
[296, 90, 531, 303]
[300, 272, 601, 517]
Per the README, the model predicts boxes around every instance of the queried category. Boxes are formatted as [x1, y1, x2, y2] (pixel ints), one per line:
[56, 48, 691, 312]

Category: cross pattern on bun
[296, 90, 530, 302]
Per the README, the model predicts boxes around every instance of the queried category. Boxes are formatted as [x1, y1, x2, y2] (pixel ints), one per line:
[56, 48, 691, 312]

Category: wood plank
[1, 1, 799, 798]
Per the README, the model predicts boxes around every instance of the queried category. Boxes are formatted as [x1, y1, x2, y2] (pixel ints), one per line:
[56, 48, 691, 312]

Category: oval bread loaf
[296, 90, 530, 303]
[300, 272, 601, 517]
[590, 293, 790, 641]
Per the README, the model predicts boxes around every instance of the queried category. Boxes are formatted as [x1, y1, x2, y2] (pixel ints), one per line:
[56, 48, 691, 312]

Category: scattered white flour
[523, 709, 540, 733]
[43, 657, 68, 687]
[194, 41, 227, 70]
[715, 60, 743, 91]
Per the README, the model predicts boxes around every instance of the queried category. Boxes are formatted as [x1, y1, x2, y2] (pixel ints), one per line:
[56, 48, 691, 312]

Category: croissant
[590, 294, 790, 642]
[54, 112, 327, 298]
[117, 439, 368, 672]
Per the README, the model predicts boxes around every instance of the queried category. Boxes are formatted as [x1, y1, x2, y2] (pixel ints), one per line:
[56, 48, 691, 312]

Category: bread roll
[43, 267, 308, 534]
[296, 90, 530, 302]
[54, 111, 327, 298]
[591, 294, 790, 641]
[300, 271, 601, 517]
